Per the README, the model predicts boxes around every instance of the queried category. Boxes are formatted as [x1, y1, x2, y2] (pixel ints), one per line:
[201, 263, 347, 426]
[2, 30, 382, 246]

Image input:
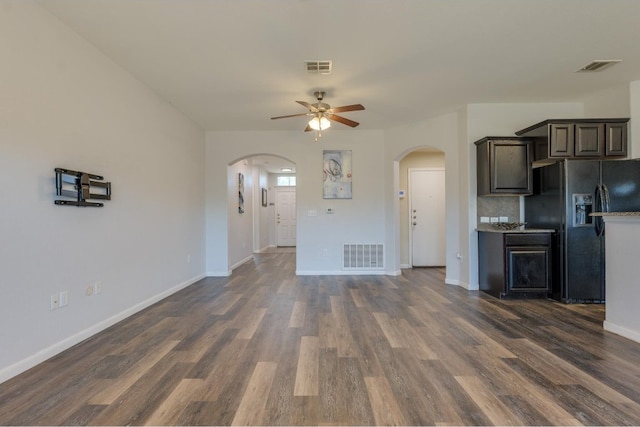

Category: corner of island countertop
[476, 226, 556, 233]
[590, 211, 640, 216]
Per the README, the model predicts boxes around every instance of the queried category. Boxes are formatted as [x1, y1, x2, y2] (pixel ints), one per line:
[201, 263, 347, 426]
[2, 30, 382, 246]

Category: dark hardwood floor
[2, 249, 640, 425]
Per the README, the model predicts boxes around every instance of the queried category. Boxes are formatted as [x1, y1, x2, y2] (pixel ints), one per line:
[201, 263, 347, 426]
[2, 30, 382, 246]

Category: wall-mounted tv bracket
[54, 168, 111, 207]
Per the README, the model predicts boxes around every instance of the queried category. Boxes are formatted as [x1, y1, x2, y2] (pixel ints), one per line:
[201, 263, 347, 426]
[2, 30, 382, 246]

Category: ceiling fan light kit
[308, 115, 331, 131]
[271, 90, 364, 141]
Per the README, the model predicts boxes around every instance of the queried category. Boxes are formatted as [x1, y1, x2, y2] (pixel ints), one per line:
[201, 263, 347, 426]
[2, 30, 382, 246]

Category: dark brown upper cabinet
[475, 137, 533, 196]
[605, 122, 628, 156]
[516, 118, 629, 165]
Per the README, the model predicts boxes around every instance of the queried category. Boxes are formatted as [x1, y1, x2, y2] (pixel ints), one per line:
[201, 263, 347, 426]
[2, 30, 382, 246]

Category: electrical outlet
[499, 216, 508, 222]
[187, 254, 191, 264]
[50, 294, 59, 310]
[94, 281, 102, 295]
[59, 290, 68, 307]
[490, 217, 499, 223]
[480, 217, 490, 223]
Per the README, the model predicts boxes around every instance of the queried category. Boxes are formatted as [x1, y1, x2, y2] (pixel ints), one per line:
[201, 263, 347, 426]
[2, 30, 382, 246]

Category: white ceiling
[38, 0, 640, 137]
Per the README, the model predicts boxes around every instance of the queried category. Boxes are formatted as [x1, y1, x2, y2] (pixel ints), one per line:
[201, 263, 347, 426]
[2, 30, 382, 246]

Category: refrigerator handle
[602, 184, 611, 213]
[594, 184, 608, 237]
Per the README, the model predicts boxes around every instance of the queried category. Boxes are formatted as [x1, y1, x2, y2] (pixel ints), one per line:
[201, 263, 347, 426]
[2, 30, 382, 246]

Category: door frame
[408, 167, 446, 267]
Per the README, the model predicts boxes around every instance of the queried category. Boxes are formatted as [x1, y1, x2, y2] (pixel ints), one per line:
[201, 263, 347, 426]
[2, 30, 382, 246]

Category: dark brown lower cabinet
[478, 231, 553, 299]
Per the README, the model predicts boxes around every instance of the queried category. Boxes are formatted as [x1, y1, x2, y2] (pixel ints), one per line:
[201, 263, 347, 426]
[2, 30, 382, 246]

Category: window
[277, 176, 296, 186]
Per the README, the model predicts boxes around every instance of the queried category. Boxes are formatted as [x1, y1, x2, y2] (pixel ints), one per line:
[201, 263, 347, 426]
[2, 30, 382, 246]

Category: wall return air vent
[576, 60, 621, 72]
[343, 243, 384, 270]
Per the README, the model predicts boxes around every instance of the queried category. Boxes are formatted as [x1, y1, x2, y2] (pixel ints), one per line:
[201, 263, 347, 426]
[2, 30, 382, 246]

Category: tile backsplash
[477, 196, 520, 226]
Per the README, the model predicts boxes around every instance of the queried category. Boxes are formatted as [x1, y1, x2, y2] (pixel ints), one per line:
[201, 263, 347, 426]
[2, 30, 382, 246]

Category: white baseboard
[603, 320, 640, 344]
[0, 273, 205, 385]
[207, 270, 231, 277]
[400, 264, 412, 269]
[296, 270, 387, 276]
[446, 278, 476, 290]
[230, 255, 254, 271]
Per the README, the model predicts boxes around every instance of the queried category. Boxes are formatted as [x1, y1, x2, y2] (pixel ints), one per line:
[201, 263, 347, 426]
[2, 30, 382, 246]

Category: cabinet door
[574, 122, 604, 157]
[549, 123, 574, 157]
[490, 142, 532, 194]
[605, 122, 627, 157]
[505, 246, 550, 292]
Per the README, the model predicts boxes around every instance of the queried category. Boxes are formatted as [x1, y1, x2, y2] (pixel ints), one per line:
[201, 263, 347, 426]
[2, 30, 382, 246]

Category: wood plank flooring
[2, 249, 640, 425]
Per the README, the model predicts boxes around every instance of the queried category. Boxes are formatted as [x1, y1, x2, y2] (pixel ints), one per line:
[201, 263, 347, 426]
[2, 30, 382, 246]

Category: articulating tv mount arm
[54, 168, 111, 207]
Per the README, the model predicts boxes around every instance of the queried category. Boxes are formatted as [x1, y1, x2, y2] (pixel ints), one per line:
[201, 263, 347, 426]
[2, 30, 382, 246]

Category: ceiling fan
[271, 91, 365, 140]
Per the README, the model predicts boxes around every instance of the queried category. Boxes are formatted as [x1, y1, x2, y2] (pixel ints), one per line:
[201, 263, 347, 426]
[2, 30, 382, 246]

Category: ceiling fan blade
[271, 113, 311, 120]
[296, 101, 319, 112]
[327, 114, 359, 128]
[304, 125, 313, 132]
[328, 104, 365, 113]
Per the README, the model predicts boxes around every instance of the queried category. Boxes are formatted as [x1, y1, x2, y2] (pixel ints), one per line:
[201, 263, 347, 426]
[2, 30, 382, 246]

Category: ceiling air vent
[576, 60, 621, 72]
[305, 60, 332, 75]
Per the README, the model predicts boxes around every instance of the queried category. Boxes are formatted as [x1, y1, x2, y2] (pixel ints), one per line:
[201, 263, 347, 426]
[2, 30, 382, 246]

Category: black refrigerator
[525, 159, 640, 303]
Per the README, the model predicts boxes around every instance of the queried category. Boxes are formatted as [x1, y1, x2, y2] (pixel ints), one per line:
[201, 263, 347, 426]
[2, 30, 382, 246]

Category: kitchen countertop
[590, 212, 640, 216]
[476, 227, 555, 233]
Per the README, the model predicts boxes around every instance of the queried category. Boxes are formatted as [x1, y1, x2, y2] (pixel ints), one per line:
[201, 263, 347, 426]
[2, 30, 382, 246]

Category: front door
[410, 168, 445, 266]
[276, 189, 296, 247]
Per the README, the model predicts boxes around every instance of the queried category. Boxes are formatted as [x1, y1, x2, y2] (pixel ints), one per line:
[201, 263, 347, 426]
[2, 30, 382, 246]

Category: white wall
[0, 3, 205, 382]
[254, 167, 270, 252]
[581, 84, 630, 118]
[206, 130, 386, 275]
[227, 161, 254, 268]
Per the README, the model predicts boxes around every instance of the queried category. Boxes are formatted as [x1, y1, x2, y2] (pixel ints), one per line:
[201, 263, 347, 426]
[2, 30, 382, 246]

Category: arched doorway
[397, 147, 446, 269]
[226, 154, 296, 270]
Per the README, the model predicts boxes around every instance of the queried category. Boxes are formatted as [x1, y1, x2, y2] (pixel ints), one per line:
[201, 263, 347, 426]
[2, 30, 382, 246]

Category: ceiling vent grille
[305, 60, 332, 74]
[576, 60, 621, 72]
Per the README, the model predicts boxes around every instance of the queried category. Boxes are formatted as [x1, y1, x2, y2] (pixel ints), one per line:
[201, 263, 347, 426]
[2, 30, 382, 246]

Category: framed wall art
[323, 150, 352, 199]
[238, 172, 245, 214]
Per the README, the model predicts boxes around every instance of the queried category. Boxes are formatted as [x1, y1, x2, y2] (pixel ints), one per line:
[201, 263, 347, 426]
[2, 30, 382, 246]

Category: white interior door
[410, 169, 445, 266]
[276, 189, 296, 247]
